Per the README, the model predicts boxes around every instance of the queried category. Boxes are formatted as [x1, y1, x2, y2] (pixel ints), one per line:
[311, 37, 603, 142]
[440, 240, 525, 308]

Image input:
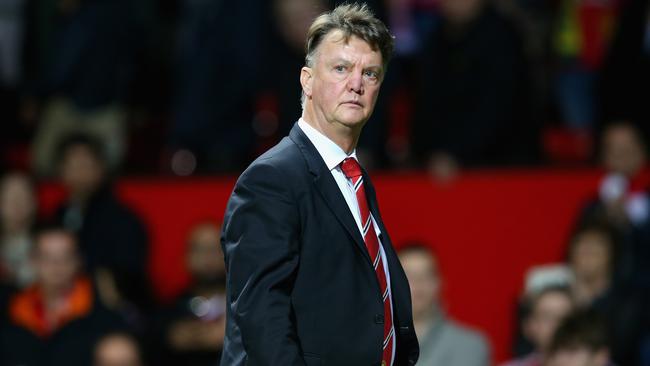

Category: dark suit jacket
[220, 123, 419, 365]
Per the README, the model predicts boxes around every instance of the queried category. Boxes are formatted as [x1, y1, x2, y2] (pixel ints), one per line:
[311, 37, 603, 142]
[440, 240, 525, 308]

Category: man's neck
[413, 307, 439, 340]
[42, 285, 71, 304]
[302, 108, 360, 154]
[574, 274, 610, 306]
[41, 284, 75, 326]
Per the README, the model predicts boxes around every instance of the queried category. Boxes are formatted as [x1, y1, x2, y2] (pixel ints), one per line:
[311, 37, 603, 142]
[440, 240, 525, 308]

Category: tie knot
[341, 157, 362, 179]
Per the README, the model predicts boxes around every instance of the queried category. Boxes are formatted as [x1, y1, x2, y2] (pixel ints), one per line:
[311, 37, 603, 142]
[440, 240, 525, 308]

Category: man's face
[60, 145, 105, 199]
[302, 30, 384, 132]
[187, 224, 225, 286]
[399, 250, 440, 319]
[0, 174, 35, 231]
[602, 125, 646, 177]
[438, 0, 485, 23]
[570, 231, 611, 282]
[545, 348, 609, 366]
[33, 232, 79, 292]
[524, 291, 573, 351]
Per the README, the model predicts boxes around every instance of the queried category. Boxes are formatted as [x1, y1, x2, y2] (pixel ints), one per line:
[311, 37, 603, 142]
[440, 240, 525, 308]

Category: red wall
[37, 169, 603, 363]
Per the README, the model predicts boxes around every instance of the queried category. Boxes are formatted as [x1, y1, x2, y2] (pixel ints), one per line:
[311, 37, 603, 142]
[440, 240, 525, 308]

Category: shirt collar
[298, 118, 357, 171]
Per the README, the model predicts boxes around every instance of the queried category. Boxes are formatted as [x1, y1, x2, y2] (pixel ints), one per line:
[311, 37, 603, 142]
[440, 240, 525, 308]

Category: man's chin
[336, 113, 368, 128]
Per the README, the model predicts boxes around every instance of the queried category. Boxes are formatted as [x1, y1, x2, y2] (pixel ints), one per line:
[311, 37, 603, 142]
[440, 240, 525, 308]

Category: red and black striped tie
[341, 157, 394, 366]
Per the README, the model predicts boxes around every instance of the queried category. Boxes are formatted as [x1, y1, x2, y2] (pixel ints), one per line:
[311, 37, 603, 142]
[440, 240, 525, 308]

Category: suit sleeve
[221, 161, 305, 365]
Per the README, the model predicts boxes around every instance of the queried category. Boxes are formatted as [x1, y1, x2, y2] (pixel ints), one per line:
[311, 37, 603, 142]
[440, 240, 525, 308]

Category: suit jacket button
[374, 314, 384, 324]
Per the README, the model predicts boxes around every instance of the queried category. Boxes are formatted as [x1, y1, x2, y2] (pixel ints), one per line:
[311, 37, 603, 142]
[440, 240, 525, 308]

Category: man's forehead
[318, 30, 382, 61]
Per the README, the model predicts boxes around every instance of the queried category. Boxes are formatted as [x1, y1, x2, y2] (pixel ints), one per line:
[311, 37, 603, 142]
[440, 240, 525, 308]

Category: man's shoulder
[238, 135, 307, 184]
[499, 353, 541, 366]
[440, 318, 489, 351]
[254, 135, 302, 167]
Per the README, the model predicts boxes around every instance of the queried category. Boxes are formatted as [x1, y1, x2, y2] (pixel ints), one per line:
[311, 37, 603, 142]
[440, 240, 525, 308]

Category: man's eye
[334, 65, 346, 72]
[364, 70, 378, 79]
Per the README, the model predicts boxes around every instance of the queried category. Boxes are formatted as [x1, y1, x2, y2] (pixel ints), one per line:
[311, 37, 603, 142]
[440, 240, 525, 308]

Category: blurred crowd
[1, 0, 649, 365]
[401, 124, 650, 366]
[1, 0, 649, 176]
[0, 123, 648, 365]
[0, 132, 228, 365]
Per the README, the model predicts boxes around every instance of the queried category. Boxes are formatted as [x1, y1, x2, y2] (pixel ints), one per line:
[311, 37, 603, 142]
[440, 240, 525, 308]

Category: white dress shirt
[298, 118, 396, 364]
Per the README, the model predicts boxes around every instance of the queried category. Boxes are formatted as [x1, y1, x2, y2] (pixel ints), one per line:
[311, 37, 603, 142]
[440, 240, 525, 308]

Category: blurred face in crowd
[57, 0, 82, 14]
[60, 144, 106, 201]
[274, 0, 326, 51]
[399, 248, 441, 320]
[545, 347, 609, 366]
[602, 124, 646, 177]
[94, 334, 142, 366]
[0, 173, 36, 233]
[301, 30, 384, 143]
[524, 290, 574, 352]
[33, 231, 79, 294]
[187, 223, 225, 287]
[438, 0, 485, 24]
[569, 230, 612, 282]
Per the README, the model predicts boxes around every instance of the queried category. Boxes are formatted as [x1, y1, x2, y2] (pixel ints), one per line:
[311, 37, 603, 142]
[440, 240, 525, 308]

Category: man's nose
[347, 71, 363, 94]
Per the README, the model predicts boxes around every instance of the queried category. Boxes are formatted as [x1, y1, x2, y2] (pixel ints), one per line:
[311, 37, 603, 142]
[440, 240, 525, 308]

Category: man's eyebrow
[364, 65, 383, 70]
[330, 58, 352, 65]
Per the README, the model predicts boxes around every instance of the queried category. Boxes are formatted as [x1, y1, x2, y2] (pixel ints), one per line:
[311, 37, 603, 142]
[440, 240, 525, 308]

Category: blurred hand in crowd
[165, 222, 226, 355]
[94, 333, 143, 366]
[428, 152, 460, 183]
[167, 317, 226, 352]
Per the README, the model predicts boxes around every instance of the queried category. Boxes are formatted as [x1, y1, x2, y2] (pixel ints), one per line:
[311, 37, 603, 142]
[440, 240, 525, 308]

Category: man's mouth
[342, 100, 363, 107]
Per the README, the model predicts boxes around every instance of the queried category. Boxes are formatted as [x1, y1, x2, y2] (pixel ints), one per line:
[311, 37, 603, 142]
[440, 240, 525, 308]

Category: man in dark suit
[220, 3, 419, 366]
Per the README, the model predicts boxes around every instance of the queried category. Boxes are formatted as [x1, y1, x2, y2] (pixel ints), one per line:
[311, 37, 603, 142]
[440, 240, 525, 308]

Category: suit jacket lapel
[289, 124, 371, 264]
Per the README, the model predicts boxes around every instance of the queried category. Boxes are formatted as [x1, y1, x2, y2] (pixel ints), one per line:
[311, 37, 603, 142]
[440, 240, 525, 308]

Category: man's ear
[300, 66, 313, 99]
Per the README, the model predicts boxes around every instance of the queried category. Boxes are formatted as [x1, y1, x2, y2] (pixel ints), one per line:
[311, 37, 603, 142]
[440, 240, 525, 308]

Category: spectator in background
[256, 0, 328, 146]
[551, 0, 620, 132]
[576, 122, 650, 289]
[600, 0, 650, 142]
[568, 224, 616, 309]
[502, 286, 575, 366]
[0, 0, 28, 163]
[411, 0, 533, 178]
[399, 243, 490, 366]
[0, 172, 37, 289]
[25, 0, 140, 177]
[0, 226, 125, 366]
[94, 332, 144, 366]
[498, 0, 557, 131]
[0, 0, 25, 92]
[167, 0, 263, 174]
[154, 221, 225, 366]
[566, 223, 646, 365]
[544, 310, 614, 366]
[53, 133, 152, 325]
